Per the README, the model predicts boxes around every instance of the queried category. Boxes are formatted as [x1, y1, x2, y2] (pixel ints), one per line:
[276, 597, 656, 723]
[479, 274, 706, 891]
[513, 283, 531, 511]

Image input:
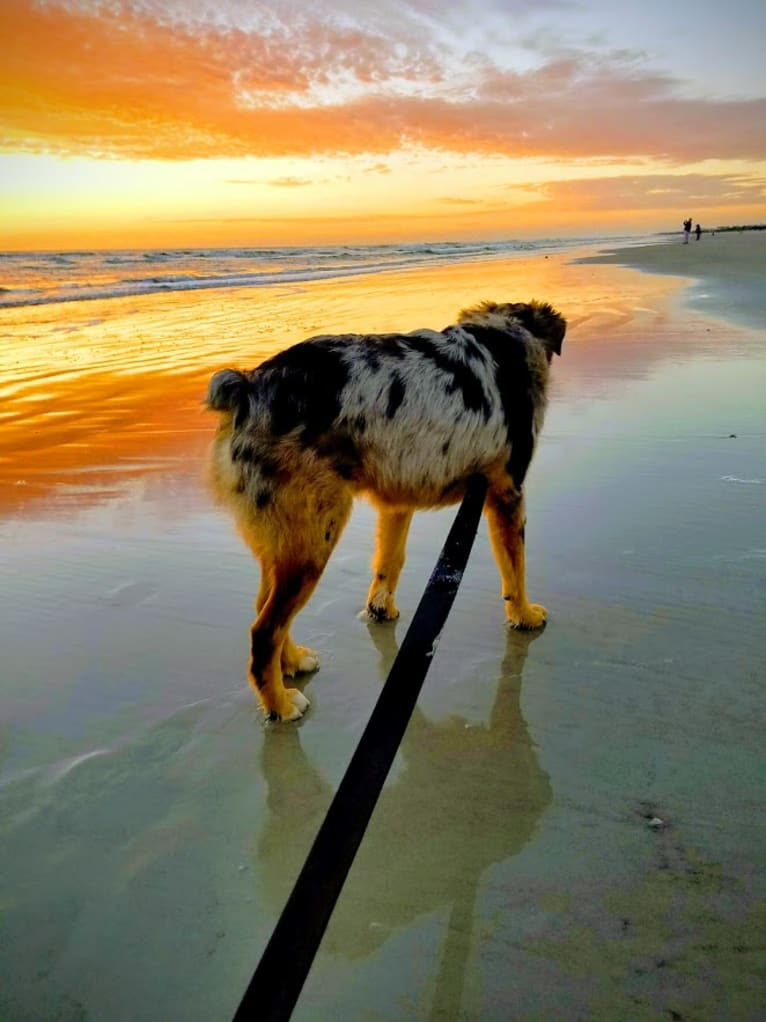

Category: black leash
[232, 475, 489, 1021]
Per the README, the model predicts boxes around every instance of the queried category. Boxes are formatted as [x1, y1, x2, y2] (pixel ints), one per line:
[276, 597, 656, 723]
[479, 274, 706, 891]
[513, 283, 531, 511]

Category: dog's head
[457, 300, 566, 361]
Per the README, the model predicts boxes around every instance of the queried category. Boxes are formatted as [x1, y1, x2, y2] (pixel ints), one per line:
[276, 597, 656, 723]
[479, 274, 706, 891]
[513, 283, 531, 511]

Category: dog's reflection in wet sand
[257, 629, 551, 1014]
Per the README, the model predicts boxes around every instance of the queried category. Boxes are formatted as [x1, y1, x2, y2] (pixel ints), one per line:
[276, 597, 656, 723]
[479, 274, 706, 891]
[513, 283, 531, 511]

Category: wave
[0, 234, 657, 309]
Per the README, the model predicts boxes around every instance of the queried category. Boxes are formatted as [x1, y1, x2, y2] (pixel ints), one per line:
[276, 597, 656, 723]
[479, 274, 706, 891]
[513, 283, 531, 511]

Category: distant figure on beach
[695, 222, 702, 241]
[683, 217, 692, 243]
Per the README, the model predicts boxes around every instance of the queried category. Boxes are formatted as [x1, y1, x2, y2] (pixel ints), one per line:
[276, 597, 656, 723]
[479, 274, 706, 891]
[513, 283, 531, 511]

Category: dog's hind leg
[255, 557, 275, 613]
[248, 483, 353, 720]
[485, 484, 547, 630]
[249, 562, 326, 721]
[366, 508, 414, 621]
[255, 559, 316, 677]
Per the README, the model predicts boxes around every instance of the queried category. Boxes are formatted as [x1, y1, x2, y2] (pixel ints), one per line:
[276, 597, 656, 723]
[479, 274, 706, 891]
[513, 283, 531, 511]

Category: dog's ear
[511, 301, 566, 357]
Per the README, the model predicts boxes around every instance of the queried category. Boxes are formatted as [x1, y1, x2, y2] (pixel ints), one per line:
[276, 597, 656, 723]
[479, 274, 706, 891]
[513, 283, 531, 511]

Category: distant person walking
[683, 217, 692, 243]
[695, 222, 702, 241]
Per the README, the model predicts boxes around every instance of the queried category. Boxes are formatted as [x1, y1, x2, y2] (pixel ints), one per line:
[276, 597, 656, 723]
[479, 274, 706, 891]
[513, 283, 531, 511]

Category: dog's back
[207, 304, 560, 511]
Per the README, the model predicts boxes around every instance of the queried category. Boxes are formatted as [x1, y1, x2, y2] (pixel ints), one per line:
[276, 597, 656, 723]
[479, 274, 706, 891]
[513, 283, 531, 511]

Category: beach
[1, 233, 764, 1021]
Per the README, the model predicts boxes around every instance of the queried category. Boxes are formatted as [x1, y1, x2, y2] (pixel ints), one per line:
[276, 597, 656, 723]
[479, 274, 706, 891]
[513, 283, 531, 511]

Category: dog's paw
[295, 648, 320, 673]
[506, 602, 548, 630]
[268, 688, 310, 723]
[366, 596, 400, 622]
[282, 645, 320, 676]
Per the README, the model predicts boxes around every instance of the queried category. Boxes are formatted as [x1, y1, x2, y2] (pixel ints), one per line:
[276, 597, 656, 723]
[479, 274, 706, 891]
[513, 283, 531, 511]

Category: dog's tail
[206, 369, 252, 416]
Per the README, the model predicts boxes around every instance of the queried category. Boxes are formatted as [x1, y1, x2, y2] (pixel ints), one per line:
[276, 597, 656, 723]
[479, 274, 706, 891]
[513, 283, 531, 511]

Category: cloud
[516, 173, 766, 212]
[226, 176, 315, 187]
[1, 0, 765, 165]
[438, 196, 486, 205]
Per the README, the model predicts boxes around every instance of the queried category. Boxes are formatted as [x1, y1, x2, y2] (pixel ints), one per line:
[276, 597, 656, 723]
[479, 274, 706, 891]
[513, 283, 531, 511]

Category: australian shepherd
[206, 300, 565, 721]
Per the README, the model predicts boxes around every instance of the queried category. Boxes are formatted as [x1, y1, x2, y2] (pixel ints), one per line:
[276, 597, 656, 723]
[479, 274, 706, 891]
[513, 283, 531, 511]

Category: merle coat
[207, 300, 565, 720]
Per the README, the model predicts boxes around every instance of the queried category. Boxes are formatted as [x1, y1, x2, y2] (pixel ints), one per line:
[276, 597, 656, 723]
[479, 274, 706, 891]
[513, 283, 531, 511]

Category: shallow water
[1, 253, 765, 1020]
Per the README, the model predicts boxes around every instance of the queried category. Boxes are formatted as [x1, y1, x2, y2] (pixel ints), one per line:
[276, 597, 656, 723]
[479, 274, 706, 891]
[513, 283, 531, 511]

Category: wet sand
[1, 240, 765, 1020]
[577, 230, 766, 331]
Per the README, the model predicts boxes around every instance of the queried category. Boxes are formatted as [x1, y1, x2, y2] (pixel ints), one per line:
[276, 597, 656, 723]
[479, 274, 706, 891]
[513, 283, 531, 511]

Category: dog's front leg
[485, 488, 547, 630]
[366, 508, 414, 621]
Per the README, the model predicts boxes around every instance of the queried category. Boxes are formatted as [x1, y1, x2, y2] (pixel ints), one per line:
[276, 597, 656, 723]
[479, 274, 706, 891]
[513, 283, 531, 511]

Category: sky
[1, 0, 765, 249]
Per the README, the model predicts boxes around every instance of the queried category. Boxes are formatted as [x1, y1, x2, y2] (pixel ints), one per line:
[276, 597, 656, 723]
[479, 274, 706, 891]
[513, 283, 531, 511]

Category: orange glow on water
[0, 252, 688, 512]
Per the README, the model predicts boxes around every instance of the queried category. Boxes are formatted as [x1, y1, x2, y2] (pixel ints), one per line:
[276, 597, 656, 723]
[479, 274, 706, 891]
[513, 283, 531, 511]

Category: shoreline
[576, 230, 766, 330]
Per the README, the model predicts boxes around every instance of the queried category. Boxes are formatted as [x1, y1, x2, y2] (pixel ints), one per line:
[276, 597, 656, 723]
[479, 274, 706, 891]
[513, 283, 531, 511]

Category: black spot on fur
[462, 324, 536, 487]
[231, 436, 255, 462]
[441, 439, 450, 455]
[255, 489, 272, 509]
[361, 347, 381, 371]
[442, 326, 487, 363]
[315, 431, 362, 480]
[407, 334, 492, 420]
[258, 456, 280, 478]
[377, 335, 407, 358]
[230, 445, 282, 489]
[342, 334, 407, 374]
[386, 374, 405, 418]
[255, 339, 349, 441]
[354, 415, 367, 434]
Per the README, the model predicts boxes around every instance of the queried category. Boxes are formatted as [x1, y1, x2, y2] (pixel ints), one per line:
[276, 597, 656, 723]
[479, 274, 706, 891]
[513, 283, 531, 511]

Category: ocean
[0, 234, 661, 309]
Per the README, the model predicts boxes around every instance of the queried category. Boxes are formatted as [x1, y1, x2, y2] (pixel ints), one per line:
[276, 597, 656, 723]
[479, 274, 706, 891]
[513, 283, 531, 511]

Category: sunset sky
[1, 0, 765, 249]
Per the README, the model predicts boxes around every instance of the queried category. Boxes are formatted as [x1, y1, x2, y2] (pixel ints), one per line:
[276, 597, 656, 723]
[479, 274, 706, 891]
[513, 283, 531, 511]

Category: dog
[206, 300, 565, 721]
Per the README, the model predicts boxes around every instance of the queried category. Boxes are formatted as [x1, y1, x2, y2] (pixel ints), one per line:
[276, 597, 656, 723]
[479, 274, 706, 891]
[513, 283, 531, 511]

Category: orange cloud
[513, 174, 766, 212]
[2, 0, 766, 164]
[226, 177, 315, 187]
